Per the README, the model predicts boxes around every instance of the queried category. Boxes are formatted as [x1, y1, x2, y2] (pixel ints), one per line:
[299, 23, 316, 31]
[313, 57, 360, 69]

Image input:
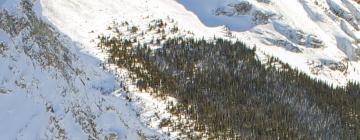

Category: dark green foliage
[131, 26, 138, 33]
[170, 25, 179, 33]
[0, 42, 6, 54]
[102, 37, 360, 139]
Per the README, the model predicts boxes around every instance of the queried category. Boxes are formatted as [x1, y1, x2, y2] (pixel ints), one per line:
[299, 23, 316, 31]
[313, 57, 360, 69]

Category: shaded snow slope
[0, 0, 166, 139]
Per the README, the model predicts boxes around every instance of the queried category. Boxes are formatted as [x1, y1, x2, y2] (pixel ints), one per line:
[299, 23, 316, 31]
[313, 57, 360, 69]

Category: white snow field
[0, 0, 168, 139]
[0, 0, 360, 139]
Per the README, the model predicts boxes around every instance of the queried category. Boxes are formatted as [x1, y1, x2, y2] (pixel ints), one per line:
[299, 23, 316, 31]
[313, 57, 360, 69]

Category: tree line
[100, 36, 360, 139]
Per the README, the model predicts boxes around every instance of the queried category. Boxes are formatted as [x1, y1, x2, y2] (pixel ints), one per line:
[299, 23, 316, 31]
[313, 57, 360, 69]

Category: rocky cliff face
[213, 0, 359, 59]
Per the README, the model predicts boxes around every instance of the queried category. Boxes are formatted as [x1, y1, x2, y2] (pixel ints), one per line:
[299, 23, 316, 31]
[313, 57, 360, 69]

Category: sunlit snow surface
[177, 0, 360, 85]
[39, 0, 360, 86]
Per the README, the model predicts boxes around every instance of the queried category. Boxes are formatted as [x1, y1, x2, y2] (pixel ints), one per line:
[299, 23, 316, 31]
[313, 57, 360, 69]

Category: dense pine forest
[99, 36, 360, 139]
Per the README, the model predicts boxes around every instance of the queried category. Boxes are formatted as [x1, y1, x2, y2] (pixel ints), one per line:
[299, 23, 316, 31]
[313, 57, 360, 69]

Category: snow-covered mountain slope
[1, 0, 360, 139]
[177, 0, 360, 85]
[40, 0, 360, 86]
[0, 0, 168, 139]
